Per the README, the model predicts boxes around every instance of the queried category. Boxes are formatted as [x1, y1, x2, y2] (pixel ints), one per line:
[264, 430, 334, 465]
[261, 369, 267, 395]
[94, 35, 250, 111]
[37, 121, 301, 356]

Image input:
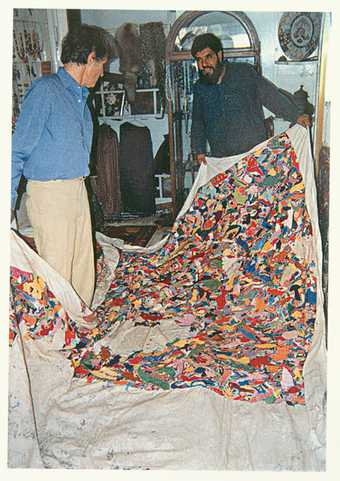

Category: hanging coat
[95, 123, 121, 218]
[119, 122, 156, 215]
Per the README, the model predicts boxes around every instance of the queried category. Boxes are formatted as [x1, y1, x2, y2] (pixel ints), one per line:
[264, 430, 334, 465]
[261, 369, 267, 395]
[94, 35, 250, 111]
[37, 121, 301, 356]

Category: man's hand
[296, 114, 311, 128]
[196, 153, 207, 165]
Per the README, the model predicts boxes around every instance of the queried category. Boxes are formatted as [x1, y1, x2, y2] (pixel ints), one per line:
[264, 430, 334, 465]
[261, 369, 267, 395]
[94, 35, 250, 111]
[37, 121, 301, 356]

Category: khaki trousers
[26, 177, 95, 307]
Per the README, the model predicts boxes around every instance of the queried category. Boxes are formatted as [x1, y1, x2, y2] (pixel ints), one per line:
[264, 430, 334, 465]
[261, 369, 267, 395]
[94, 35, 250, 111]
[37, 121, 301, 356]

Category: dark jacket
[191, 61, 301, 157]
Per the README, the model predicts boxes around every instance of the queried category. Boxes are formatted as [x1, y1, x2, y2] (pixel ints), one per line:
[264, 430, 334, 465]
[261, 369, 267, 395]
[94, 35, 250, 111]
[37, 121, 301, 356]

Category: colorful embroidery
[10, 133, 317, 405]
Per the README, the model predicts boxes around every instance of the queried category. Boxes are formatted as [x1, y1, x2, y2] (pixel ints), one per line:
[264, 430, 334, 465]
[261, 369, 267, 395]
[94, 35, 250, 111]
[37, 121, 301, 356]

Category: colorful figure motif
[10, 133, 317, 405]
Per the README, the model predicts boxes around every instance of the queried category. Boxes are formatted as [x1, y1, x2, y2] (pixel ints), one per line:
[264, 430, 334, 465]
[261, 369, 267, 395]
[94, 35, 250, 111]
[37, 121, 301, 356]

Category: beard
[198, 61, 224, 85]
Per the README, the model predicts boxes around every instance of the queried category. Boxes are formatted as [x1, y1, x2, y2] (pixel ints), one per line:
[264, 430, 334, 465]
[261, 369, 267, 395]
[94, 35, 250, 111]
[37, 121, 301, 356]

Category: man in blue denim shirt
[190, 33, 311, 165]
[11, 24, 116, 306]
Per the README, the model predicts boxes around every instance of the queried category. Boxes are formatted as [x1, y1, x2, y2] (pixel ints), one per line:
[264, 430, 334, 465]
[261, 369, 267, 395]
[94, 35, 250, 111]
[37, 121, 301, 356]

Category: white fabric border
[8, 126, 327, 470]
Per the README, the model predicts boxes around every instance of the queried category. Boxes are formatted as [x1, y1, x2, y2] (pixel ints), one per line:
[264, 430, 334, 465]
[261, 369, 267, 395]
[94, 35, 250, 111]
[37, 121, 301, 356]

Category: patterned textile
[140, 22, 166, 87]
[139, 22, 166, 109]
[10, 132, 317, 406]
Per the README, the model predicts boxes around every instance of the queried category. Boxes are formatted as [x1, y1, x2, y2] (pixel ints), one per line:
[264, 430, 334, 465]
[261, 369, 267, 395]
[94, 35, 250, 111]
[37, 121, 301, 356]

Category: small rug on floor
[101, 224, 158, 247]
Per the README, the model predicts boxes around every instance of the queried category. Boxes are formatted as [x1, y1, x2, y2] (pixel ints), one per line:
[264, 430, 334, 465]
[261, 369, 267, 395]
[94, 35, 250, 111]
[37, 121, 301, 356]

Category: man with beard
[190, 33, 310, 164]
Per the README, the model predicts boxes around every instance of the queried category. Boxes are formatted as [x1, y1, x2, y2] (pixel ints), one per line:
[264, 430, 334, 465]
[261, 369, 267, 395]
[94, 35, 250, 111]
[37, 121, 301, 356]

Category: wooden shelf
[95, 86, 163, 120]
[275, 56, 319, 65]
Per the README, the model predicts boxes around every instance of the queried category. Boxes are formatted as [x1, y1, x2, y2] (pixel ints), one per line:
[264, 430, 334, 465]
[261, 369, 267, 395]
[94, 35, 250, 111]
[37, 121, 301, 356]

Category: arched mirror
[165, 11, 261, 214]
[173, 11, 257, 55]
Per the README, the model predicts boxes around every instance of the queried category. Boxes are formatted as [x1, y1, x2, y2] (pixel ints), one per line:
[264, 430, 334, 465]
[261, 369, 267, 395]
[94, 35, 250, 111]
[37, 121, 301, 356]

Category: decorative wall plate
[278, 12, 322, 60]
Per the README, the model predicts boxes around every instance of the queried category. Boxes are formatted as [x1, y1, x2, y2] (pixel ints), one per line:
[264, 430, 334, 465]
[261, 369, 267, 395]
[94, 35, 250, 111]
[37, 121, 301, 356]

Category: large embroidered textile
[10, 131, 318, 406]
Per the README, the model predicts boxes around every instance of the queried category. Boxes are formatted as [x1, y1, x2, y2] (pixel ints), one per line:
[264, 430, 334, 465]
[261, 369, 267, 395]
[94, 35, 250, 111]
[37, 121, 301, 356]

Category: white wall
[47, 9, 68, 72]
[81, 9, 176, 32]
[248, 11, 320, 135]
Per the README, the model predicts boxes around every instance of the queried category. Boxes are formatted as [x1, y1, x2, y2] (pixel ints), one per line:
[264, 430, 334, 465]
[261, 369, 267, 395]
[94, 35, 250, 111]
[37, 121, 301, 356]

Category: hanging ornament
[31, 29, 42, 60]
[24, 26, 33, 57]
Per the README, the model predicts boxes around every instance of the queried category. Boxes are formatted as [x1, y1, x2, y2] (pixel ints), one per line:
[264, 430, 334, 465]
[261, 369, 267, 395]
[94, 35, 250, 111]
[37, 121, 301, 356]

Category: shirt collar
[57, 67, 89, 100]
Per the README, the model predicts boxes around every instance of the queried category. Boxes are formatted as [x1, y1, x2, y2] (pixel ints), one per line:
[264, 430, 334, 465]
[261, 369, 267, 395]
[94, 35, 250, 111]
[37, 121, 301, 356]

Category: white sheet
[8, 125, 326, 470]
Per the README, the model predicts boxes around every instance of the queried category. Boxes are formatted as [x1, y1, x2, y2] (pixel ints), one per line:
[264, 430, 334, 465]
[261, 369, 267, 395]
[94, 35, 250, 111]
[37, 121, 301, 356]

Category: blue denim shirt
[11, 67, 93, 208]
